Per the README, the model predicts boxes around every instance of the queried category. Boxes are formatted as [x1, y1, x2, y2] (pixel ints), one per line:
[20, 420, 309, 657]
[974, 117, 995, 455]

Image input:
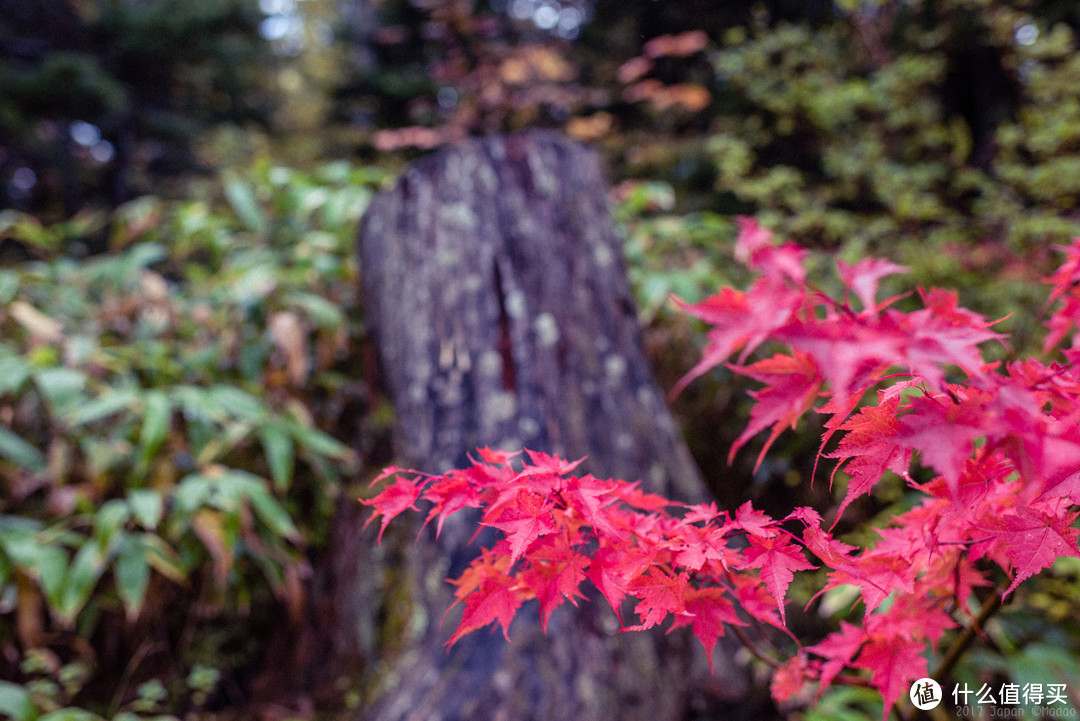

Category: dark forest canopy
[0, 0, 273, 217]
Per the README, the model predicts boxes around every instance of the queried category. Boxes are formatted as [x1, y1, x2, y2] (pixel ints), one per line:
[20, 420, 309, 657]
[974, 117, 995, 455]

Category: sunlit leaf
[207, 384, 267, 423]
[191, 508, 232, 588]
[174, 473, 214, 515]
[136, 533, 188, 584]
[8, 300, 63, 343]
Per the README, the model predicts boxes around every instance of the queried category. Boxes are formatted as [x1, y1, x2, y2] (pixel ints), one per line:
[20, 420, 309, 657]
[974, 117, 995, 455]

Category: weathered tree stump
[339, 130, 747, 720]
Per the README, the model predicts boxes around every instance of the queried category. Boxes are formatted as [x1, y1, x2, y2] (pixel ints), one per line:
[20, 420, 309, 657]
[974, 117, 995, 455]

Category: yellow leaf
[191, 509, 233, 589]
[8, 300, 63, 344]
[269, 310, 310, 385]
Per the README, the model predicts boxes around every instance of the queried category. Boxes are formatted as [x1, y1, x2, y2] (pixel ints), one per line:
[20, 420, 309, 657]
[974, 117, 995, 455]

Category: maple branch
[930, 579, 1009, 682]
[730, 624, 782, 669]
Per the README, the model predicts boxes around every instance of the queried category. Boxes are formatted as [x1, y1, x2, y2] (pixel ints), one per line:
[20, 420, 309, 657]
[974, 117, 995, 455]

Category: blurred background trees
[0, 0, 275, 221]
[3, 1, 1080, 720]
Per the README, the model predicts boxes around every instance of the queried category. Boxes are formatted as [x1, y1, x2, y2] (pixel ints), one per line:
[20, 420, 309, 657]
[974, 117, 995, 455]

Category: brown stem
[732, 623, 783, 669]
[932, 580, 1008, 681]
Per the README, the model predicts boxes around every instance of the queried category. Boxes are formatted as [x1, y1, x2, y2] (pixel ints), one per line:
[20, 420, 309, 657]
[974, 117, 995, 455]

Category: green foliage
[603, 7, 1080, 715]
[0, 159, 389, 716]
[699, 6, 1078, 328]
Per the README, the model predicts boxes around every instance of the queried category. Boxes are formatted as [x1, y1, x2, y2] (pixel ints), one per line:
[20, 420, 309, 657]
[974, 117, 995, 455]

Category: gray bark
[339, 130, 748, 720]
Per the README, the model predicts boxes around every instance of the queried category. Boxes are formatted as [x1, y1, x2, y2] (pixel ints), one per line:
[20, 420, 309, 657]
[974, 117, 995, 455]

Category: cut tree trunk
[332, 130, 750, 720]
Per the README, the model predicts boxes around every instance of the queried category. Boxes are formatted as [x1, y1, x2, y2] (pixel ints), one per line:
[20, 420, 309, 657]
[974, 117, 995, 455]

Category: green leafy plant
[0, 158, 389, 716]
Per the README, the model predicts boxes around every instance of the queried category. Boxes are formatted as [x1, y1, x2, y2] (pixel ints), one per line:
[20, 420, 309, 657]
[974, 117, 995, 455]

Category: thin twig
[932, 580, 1009, 681]
[732, 623, 783, 669]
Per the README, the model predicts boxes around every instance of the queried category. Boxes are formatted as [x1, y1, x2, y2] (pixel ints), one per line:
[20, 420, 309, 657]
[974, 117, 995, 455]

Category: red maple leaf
[733, 500, 778, 538]
[734, 216, 807, 283]
[420, 470, 483, 537]
[670, 228, 808, 398]
[445, 548, 525, 645]
[854, 632, 927, 721]
[623, 567, 689, 630]
[360, 235, 1080, 715]
[731, 574, 786, 630]
[771, 653, 814, 704]
[476, 446, 519, 464]
[743, 533, 816, 625]
[806, 621, 865, 698]
[559, 473, 623, 538]
[799, 516, 857, 568]
[895, 391, 988, 494]
[899, 288, 1004, 387]
[826, 395, 911, 522]
[519, 449, 584, 478]
[481, 489, 557, 565]
[825, 553, 916, 613]
[1044, 238, 1080, 306]
[586, 542, 646, 621]
[1045, 293, 1080, 352]
[668, 586, 745, 673]
[837, 257, 908, 314]
[670, 522, 731, 572]
[974, 505, 1080, 596]
[519, 532, 589, 631]
[728, 351, 823, 470]
[773, 318, 900, 408]
[361, 471, 424, 543]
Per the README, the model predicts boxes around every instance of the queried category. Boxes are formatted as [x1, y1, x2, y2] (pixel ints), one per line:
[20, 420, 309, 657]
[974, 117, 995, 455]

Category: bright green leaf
[37, 708, 104, 721]
[283, 291, 344, 329]
[174, 473, 213, 515]
[0, 680, 36, 721]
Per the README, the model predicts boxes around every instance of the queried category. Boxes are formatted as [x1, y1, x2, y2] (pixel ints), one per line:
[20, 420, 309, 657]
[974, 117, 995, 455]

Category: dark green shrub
[0, 159, 389, 719]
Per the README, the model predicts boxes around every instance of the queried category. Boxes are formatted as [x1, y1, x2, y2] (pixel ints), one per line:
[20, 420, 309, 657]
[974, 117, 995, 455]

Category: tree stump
[340, 130, 747, 720]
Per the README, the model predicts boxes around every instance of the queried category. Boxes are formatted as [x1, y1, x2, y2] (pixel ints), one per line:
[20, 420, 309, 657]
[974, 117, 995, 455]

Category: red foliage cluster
[363, 219, 1080, 717]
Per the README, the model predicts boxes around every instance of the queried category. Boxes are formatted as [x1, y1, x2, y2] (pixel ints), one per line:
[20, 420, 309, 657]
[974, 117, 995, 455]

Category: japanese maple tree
[363, 218, 1080, 718]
